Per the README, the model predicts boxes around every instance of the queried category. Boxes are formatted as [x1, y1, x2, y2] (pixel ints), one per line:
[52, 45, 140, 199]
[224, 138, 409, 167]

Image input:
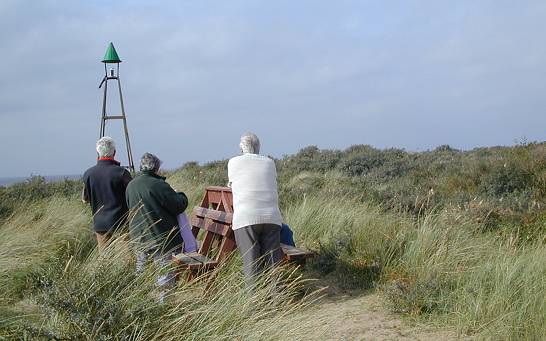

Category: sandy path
[298, 292, 464, 341]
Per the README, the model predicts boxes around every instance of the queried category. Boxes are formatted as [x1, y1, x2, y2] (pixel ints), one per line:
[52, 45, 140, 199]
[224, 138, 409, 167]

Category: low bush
[0, 176, 81, 220]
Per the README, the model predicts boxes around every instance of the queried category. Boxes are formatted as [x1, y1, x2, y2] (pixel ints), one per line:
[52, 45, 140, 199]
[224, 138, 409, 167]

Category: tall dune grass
[0, 196, 321, 340]
[1, 142, 544, 340]
[283, 194, 546, 339]
[14, 236, 320, 340]
[0, 197, 91, 304]
[1, 188, 544, 340]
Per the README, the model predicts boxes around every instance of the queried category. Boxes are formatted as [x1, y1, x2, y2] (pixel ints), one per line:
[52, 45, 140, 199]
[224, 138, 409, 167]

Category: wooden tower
[98, 42, 135, 172]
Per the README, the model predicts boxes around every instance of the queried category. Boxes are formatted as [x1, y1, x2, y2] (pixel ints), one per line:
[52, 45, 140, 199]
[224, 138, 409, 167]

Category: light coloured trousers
[136, 251, 176, 302]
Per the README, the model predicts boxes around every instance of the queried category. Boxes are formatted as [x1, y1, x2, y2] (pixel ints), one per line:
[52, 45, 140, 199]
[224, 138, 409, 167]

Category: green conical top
[102, 42, 122, 63]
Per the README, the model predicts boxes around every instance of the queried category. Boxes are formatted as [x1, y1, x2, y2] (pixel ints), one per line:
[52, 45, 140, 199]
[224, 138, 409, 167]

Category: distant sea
[0, 174, 81, 187]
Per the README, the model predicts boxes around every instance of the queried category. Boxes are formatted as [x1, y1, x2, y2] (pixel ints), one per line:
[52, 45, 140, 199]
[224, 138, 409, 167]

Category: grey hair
[96, 137, 116, 157]
[240, 132, 260, 154]
[140, 153, 162, 172]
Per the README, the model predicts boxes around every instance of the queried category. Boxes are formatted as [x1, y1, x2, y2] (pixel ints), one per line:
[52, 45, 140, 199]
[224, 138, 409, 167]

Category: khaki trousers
[95, 232, 109, 249]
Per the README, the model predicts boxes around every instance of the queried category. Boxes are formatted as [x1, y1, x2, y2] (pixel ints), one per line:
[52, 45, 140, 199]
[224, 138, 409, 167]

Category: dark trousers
[234, 224, 283, 284]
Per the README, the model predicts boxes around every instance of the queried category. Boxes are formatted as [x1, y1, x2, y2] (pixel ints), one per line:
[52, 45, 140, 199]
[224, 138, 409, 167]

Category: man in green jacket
[126, 152, 188, 301]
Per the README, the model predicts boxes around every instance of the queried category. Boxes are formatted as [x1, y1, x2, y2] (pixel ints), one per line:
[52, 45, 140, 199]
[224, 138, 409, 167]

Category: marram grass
[1, 231, 323, 340]
[1, 143, 545, 340]
[283, 193, 546, 340]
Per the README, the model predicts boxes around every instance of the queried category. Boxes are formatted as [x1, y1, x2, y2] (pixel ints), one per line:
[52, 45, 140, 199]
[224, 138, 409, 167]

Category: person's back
[228, 132, 283, 285]
[228, 153, 282, 229]
[83, 160, 131, 229]
[126, 153, 188, 302]
[125, 153, 187, 254]
[82, 137, 132, 247]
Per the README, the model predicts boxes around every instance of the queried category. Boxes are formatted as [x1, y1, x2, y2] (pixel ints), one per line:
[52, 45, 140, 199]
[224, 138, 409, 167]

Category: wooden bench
[173, 186, 313, 280]
[280, 243, 314, 265]
[173, 187, 236, 280]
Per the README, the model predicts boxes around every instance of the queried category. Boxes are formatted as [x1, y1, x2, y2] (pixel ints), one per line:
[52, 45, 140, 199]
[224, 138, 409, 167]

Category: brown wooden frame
[173, 186, 313, 280]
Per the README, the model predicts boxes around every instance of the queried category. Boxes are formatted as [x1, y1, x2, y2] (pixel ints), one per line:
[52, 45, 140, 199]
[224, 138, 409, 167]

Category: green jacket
[126, 170, 188, 253]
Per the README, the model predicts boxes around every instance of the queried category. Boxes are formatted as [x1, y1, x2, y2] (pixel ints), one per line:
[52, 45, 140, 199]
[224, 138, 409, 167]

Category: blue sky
[1, 0, 545, 177]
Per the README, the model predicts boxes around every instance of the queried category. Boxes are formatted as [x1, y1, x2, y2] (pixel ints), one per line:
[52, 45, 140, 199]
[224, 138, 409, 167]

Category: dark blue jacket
[83, 159, 132, 232]
[281, 223, 296, 246]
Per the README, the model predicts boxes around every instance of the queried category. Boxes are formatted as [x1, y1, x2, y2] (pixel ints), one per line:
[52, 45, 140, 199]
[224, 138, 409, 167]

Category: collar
[97, 157, 120, 166]
[141, 169, 166, 180]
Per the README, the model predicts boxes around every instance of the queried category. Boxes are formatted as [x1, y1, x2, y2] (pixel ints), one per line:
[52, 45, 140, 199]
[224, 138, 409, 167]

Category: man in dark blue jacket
[82, 137, 132, 248]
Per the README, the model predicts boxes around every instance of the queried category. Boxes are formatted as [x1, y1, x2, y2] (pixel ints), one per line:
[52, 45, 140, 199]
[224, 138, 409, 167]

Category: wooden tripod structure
[98, 42, 135, 173]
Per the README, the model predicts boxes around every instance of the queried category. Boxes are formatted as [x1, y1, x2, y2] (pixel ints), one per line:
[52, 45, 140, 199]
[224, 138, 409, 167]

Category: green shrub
[336, 145, 388, 176]
[480, 163, 534, 197]
[279, 145, 342, 176]
[0, 176, 81, 220]
[434, 144, 459, 153]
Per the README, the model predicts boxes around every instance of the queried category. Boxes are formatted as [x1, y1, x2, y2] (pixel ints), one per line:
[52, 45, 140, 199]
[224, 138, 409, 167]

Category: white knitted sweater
[227, 153, 283, 229]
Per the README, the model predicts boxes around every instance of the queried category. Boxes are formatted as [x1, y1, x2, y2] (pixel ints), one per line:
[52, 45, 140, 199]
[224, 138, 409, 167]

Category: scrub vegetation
[1, 141, 544, 340]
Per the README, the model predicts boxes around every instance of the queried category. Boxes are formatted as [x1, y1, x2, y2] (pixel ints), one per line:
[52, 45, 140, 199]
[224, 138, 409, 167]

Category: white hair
[96, 137, 116, 157]
[140, 152, 162, 172]
[240, 132, 260, 154]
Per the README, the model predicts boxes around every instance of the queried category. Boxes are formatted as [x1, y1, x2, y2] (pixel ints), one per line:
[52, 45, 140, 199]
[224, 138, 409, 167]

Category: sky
[1, 0, 545, 177]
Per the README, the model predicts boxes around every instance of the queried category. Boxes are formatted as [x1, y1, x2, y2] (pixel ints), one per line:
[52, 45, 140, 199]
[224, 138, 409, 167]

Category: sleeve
[177, 191, 189, 212]
[157, 182, 188, 216]
[121, 169, 132, 188]
[125, 184, 131, 208]
[271, 158, 278, 178]
[81, 184, 89, 203]
[227, 158, 233, 187]
[227, 158, 233, 182]
[81, 172, 90, 203]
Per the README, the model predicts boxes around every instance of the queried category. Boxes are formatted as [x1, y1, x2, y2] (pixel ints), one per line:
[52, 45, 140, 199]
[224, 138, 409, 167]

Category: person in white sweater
[228, 132, 283, 284]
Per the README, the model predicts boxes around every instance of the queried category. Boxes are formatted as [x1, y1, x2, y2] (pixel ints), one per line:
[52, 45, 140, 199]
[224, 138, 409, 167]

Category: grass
[1, 218, 319, 340]
[282, 193, 546, 339]
[23, 238, 318, 340]
[0, 191, 320, 340]
[1, 141, 545, 340]
[0, 197, 91, 304]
